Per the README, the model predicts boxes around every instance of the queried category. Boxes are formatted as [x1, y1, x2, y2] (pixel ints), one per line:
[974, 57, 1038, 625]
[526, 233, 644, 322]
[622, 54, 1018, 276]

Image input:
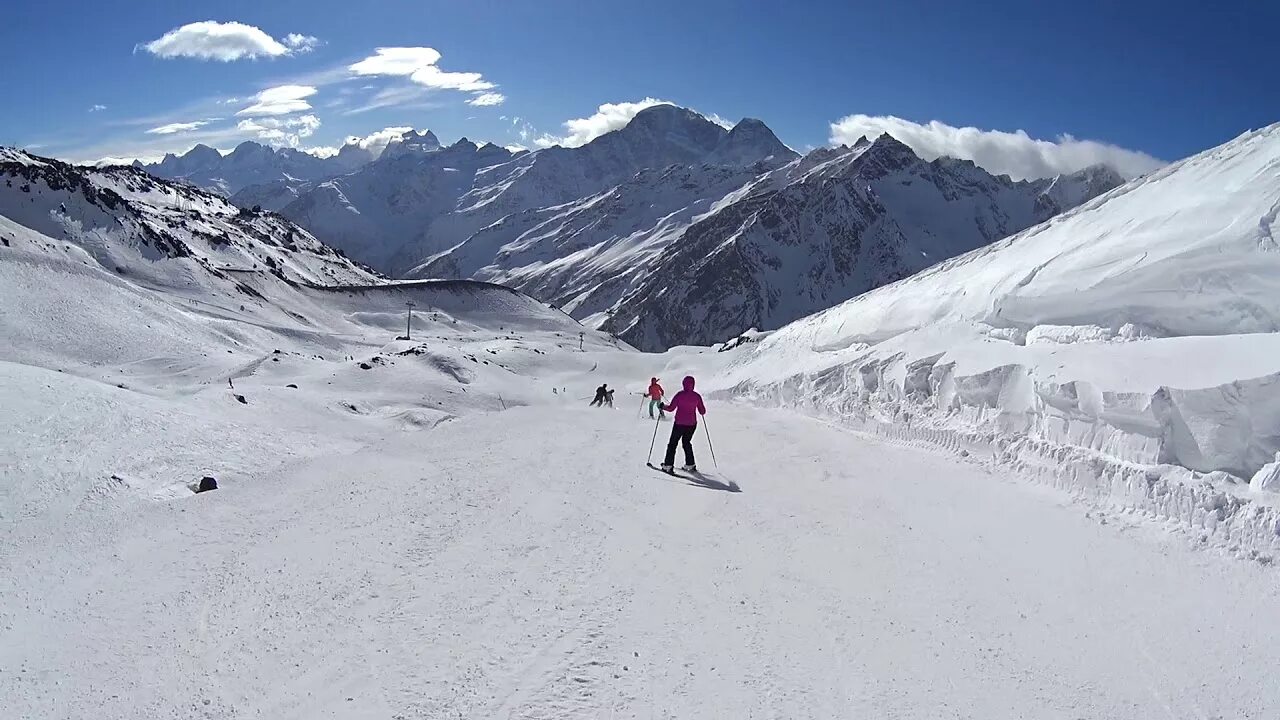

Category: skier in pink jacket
[660, 375, 706, 473]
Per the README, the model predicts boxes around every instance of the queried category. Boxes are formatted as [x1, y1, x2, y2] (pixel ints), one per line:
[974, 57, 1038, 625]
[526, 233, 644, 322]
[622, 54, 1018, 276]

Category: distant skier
[659, 375, 706, 473]
[590, 384, 609, 407]
[647, 377, 666, 419]
[604, 388, 615, 408]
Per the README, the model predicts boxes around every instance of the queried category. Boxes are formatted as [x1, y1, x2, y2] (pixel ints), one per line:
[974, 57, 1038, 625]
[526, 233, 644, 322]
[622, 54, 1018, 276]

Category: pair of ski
[646, 462, 740, 492]
[645, 462, 700, 479]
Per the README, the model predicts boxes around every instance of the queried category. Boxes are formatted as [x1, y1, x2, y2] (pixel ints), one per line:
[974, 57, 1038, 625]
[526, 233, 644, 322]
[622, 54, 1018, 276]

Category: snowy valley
[4, 115, 1280, 719]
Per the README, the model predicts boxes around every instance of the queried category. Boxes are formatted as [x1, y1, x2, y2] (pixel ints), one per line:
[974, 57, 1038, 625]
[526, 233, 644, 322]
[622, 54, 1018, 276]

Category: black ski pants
[664, 423, 697, 467]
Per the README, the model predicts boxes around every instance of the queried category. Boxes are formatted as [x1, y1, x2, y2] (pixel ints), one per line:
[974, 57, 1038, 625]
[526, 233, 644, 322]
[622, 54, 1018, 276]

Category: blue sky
[1, 0, 1276, 177]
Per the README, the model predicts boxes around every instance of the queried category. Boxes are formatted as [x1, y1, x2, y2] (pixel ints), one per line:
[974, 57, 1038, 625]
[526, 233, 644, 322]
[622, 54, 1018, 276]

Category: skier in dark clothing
[590, 384, 609, 407]
[660, 375, 706, 472]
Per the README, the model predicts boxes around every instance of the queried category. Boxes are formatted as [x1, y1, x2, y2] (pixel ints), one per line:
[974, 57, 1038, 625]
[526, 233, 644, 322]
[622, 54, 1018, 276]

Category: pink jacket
[662, 376, 706, 426]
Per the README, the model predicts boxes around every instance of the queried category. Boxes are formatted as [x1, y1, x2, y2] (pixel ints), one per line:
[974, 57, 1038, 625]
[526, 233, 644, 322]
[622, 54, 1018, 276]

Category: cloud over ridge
[534, 98, 675, 148]
[829, 114, 1165, 180]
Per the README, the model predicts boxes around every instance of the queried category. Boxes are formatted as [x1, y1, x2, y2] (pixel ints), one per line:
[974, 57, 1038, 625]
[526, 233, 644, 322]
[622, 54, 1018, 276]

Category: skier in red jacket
[647, 377, 665, 419]
[660, 375, 706, 473]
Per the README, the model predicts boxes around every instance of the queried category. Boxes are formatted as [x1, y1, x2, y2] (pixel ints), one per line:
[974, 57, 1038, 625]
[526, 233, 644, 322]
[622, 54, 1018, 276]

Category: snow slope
[721, 121, 1280, 552]
[5, 382, 1280, 718]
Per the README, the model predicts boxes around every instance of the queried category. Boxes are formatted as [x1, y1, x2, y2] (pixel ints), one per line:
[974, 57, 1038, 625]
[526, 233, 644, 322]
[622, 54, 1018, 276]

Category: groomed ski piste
[3, 125, 1280, 719]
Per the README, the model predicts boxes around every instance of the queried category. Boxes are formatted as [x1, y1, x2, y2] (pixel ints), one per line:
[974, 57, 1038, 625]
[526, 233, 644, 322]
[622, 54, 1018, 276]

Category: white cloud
[140, 21, 319, 62]
[409, 66, 493, 92]
[94, 156, 156, 166]
[236, 114, 321, 146]
[303, 145, 340, 158]
[237, 85, 317, 116]
[282, 33, 320, 53]
[349, 47, 441, 76]
[504, 143, 529, 153]
[342, 126, 414, 156]
[349, 47, 495, 92]
[828, 114, 1165, 180]
[88, 104, 107, 113]
[467, 92, 506, 107]
[146, 120, 215, 135]
[534, 97, 674, 148]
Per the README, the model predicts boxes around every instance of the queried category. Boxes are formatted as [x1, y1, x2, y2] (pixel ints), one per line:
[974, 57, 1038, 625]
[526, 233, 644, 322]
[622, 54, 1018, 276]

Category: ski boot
[681, 464, 698, 473]
[660, 463, 675, 474]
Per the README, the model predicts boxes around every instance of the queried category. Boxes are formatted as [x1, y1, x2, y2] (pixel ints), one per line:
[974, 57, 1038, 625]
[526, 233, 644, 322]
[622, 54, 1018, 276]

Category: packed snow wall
[718, 122, 1280, 557]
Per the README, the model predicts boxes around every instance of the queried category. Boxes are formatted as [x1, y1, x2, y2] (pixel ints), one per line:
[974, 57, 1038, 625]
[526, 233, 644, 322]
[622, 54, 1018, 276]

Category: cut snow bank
[718, 122, 1280, 558]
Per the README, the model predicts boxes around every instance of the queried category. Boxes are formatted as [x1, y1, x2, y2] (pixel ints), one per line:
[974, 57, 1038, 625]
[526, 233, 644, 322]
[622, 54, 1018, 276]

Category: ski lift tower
[405, 300, 416, 341]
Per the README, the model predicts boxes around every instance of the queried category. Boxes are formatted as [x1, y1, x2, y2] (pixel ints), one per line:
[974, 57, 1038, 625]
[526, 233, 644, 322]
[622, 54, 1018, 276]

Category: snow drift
[723, 121, 1280, 555]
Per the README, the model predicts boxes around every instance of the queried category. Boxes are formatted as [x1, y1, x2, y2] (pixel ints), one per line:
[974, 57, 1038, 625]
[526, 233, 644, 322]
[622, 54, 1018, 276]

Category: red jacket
[647, 379, 664, 400]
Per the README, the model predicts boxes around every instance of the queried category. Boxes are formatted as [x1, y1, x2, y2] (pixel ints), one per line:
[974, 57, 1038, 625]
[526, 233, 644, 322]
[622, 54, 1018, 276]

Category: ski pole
[637, 394, 647, 419]
[647, 413, 662, 464]
[702, 417, 719, 469]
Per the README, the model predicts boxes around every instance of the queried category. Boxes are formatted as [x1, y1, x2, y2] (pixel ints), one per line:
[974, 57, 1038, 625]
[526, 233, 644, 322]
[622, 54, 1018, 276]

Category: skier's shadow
[685, 473, 742, 493]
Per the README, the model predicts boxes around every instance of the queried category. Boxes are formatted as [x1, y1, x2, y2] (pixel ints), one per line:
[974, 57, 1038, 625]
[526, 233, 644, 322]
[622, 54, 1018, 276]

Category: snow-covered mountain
[424, 132, 1121, 351]
[0, 146, 600, 372]
[142, 141, 338, 197]
[204, 105, 1116, 352]
[267, 136, 519, 273]
[1, 148, 374, 288]
[271, 106, 796, 277]
[0, 147, 385, 364]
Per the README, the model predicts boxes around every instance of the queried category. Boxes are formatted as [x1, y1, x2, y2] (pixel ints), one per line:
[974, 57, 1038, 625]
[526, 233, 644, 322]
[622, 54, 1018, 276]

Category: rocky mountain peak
[589, 104, 727, 161]
[706, 117, 798, 167]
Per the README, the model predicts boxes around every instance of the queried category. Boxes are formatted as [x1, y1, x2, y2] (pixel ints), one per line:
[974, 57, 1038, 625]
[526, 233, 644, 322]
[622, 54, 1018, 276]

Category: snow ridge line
[725, 370, 1280, 563]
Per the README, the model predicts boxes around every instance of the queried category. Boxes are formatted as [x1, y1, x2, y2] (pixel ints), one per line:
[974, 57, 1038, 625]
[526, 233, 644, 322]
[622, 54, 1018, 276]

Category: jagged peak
[729, 117, 769, 132]
[707, 116, 798, 167]
[185, 143, 220, 158]
[399, 129, 440, 145]
[378, 129, 443, 161]
[597, 103, 727, 146]
[866, 132, 915, 155]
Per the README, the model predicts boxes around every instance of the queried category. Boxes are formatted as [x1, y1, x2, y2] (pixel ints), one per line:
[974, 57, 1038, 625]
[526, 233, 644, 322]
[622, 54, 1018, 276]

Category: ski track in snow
[5, 403, 1279, 719]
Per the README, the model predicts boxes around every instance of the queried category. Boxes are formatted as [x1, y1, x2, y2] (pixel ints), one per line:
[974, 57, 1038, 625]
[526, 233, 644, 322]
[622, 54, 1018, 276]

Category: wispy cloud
[340, 85, 445, 115]
[534, 98, 673, 148]
[237, 85, 317, 116]
[467, 92, 506, 107]
[88, 104, 107, 113]
[146, 119, 216, 135]
[829, 114, 1165, 180]
[349, 47, 496, 92]
[140, 21, 319, 62]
